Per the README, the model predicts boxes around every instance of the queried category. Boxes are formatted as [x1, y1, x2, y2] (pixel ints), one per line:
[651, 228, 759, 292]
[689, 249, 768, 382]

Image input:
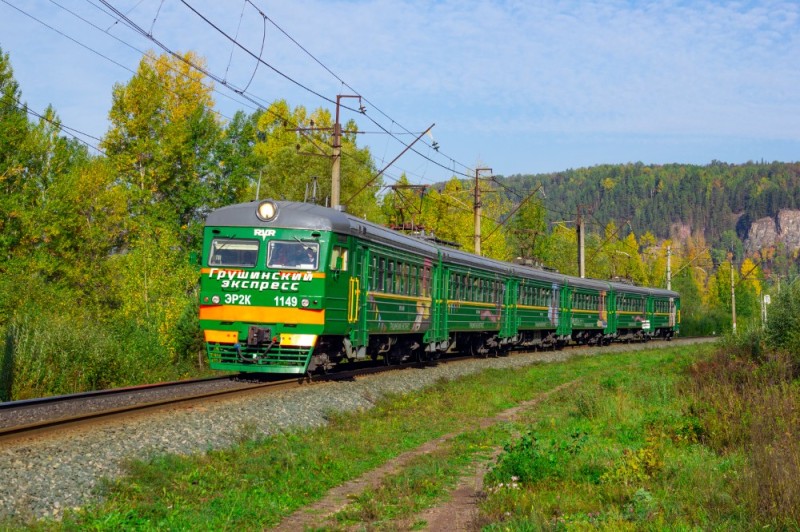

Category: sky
[1, 0, 799, 187]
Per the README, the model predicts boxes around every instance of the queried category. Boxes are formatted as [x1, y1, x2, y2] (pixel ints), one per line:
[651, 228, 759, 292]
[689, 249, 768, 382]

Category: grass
[9, 340, 790, 530]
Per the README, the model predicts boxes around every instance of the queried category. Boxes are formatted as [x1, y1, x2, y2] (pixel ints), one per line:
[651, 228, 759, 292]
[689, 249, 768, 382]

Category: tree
[0, 48, 32, 263]
[212, 109, 265, 207]
[101, 51, 222, 355]
[508, 194, 547, 263]
[253, 100, 382, 221]
[419, 177, 473, 250]
[736, 258, 763, 325]
[539, 223, 578, 276]
[102, 51, 222, 243]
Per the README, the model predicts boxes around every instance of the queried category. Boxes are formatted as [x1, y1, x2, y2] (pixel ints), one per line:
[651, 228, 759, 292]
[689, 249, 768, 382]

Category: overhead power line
[179, 0, 475, 181]
[243, 0, 474, 177]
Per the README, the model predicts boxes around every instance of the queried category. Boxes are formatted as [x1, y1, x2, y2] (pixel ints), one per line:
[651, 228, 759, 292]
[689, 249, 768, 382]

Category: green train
[199, 200, 680, 374]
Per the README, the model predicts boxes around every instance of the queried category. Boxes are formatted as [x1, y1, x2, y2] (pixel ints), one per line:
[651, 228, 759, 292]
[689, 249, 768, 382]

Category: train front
[199, 200, 328, 374]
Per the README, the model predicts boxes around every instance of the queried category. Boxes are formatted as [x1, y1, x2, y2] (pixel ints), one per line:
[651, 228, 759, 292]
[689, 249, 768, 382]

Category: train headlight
[300, 298, 310, 308]
[211, 295, 221, 304]
[256, 200, 277, 221]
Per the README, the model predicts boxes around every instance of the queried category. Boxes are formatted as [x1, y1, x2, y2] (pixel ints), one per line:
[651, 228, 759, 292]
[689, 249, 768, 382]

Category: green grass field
[11, 340, 799, 530]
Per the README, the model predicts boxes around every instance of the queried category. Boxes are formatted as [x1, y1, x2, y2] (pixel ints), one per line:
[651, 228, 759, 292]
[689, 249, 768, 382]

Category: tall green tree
[102, 51, 222, 242]
[0, 48, 32, 263]
[212, 109, 264, 207]
[101, 51, 220, 356]
[508, 194, 547, 262]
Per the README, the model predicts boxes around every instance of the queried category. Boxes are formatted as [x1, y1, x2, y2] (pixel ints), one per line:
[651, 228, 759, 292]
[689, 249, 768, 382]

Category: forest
[0, 48, 794, 400]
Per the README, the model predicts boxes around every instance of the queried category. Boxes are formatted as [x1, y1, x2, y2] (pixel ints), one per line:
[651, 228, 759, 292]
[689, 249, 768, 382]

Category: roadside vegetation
[0, 337, 786, 530]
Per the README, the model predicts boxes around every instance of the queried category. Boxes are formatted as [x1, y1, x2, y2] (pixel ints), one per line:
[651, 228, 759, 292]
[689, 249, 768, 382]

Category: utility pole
[577, 205, 585, 278]
[331, 94, 363, 210]
[730, 259, 737, 334]
[666, 245, 672, 290]
[474, 167, 492, 255]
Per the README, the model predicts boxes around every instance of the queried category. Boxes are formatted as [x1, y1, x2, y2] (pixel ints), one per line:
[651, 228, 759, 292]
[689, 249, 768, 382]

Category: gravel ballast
[0, 340, 707, 522]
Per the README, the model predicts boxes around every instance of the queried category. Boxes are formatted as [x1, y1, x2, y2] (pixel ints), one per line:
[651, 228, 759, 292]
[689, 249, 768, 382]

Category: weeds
[688, 345, 800, 527]
[478, 343, 749, 529]
[14, 342, 784, 530]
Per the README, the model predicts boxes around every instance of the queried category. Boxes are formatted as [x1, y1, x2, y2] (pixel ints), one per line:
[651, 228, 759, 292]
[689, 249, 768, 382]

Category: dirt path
[271, 379, 580, 531]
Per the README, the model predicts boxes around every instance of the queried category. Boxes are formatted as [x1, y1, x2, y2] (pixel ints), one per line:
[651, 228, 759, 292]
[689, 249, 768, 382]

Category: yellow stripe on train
[204, 330, 238, 343]
[199, 305, 325, 325]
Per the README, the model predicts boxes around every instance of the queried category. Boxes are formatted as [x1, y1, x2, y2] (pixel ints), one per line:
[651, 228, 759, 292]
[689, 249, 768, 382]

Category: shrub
[5, 306, 185, 399]
[486, 430, 588, 486]
[764, 281, 800, 362]
[1, 327, 13, 402]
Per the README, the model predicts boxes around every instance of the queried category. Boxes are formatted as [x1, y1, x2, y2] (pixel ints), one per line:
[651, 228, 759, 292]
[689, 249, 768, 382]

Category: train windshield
[267, 241, 319, 270]
[208, 239, 259, 267]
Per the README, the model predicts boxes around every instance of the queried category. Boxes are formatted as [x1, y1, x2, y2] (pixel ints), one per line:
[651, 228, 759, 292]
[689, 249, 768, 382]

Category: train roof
[205, 200, 679, 298]
[206, 200, 440, 258]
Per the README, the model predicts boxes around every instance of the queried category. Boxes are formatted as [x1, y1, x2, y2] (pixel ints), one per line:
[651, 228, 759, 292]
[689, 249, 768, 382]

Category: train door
[500, 277, 518, 341]
[607, 290, 618, 336]
[347, 243, 370, 354]
[426, 255, 448, 350]
[558, 283, 572, 340]
[327, 237, 352, 335]
[646, 296, 655, 336]
[669, 298, 676, 327]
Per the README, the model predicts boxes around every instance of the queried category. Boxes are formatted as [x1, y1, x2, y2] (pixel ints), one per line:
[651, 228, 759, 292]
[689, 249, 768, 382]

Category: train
[198, 200, 680, 374]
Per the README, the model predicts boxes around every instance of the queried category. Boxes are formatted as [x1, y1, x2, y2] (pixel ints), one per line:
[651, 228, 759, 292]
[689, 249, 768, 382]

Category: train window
[396, 262, 403, 294]
[388, 261, 397, 293]
[377, 258, 386, 291]
[330, 246, 348, 271]
[209, 239, 259, 267]
[267, 241, 319, 270]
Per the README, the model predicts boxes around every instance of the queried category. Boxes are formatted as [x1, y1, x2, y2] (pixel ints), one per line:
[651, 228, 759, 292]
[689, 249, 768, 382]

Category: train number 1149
[274, 295, 298, 307]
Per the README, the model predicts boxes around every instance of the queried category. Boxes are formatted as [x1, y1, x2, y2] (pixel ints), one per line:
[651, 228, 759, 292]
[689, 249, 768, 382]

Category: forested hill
[500, 161, 800, 251]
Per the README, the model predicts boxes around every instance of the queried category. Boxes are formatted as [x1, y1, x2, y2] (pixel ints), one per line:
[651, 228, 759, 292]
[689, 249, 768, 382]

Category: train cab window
[330, 246, 348, 271]
[267, 241, 319, 270]
[209, 239, 259, 267]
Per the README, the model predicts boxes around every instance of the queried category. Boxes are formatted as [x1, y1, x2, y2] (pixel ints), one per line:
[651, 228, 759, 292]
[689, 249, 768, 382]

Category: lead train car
[199, 200, 680, 374]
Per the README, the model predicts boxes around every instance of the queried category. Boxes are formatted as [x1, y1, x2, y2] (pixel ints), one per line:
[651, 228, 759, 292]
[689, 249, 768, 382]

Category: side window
[422, 266, 431, 297]
[377, 258, 386, 291]
[330, 246, 349, 271]
[389, 261, 397, 293]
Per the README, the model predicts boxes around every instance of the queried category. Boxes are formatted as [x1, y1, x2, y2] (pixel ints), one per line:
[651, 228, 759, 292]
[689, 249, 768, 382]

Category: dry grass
[687, 349, 800, 526]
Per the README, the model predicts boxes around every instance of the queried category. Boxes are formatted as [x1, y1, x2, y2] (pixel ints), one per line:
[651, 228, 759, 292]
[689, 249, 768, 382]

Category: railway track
[0, 338, 711, 443]
[0, 375, 301, 443]
[0, 360, 438, 442]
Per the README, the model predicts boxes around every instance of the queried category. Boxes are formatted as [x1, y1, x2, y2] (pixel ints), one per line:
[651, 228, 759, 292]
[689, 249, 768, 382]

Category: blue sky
[1, 0, 799, 186]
